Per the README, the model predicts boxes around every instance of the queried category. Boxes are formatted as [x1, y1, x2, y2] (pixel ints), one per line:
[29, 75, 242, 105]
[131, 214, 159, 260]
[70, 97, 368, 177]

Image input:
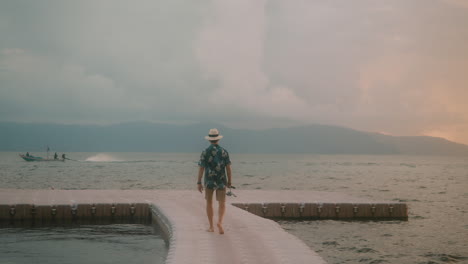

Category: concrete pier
[0, 189, 408, 264]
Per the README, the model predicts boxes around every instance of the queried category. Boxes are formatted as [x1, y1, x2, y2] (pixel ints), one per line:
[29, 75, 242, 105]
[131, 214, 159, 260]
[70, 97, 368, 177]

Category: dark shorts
[205, 188, 226, 202]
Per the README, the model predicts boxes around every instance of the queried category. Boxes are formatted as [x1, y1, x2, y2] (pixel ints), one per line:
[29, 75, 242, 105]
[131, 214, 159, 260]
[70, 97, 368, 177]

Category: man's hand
[226, 164, 232, 189]
[197, 167, 204, 193]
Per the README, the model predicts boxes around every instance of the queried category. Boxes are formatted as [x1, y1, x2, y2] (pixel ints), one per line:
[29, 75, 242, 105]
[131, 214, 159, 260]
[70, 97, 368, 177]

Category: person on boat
[62, 154, 66, 160]
[54, 152, 58, 160]
[26, 152, 30, 157]
[197, 128, 232, 234]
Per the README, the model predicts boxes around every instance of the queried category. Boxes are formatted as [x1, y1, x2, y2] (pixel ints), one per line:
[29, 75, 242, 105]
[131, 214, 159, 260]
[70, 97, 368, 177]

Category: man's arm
[197, 167, 204, 193]
[226, 164, 232, 188]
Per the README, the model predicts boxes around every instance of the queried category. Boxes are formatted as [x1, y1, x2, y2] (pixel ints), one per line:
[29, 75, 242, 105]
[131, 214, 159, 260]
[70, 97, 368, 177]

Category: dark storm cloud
[1, 0, 467, 143]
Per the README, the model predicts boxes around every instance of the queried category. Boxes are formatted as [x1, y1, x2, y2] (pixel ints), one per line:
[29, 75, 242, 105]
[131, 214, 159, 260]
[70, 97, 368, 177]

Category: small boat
[19, 154, 65, 162]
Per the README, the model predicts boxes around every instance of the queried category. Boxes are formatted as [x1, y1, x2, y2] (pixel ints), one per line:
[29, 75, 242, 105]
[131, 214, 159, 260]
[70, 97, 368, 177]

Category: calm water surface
[0, 224, 166, 264]
[1, 152, 467, 264]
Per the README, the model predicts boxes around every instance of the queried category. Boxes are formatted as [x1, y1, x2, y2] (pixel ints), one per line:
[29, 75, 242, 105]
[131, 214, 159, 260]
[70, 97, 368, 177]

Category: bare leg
[206, 190, 214, 232]
[217, 201, 226, 234]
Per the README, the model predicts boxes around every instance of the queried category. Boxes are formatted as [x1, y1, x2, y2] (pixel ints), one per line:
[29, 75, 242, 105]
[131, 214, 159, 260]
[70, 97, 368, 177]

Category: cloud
[441, 0, 468, 9]
[261, 0, 468, 144]
[352, 1, 468, 143]
[0, 0, 468, 144]
[0, 49, 130, 122]
[195, 0, 314, 123]
[2, 48, 25, 55]
[0, 0, 214, 124]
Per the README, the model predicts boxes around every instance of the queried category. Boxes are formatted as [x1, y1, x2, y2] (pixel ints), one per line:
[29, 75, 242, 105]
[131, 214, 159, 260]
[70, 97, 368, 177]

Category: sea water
[0, 224, 166, 264]
[1, 152, 467, 264]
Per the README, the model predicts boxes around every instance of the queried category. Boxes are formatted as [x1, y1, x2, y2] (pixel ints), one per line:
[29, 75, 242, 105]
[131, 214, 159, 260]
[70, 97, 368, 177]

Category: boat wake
[85, 154, 123, 162]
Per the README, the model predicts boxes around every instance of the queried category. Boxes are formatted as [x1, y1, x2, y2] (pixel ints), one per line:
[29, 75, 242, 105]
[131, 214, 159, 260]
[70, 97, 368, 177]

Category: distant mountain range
[1, 122, 468, 156]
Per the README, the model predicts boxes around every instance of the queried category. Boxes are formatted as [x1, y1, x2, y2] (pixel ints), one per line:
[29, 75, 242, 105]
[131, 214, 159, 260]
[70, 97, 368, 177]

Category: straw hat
[205, 128, 223, 141]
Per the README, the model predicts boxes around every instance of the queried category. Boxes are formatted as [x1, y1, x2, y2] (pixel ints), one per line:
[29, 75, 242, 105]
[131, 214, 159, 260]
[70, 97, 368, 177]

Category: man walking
[197, 128, 232, 234]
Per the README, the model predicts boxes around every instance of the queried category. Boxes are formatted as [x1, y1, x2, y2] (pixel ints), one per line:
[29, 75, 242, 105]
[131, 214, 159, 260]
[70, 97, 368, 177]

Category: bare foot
[217, 223, 224, 234]
[207, 227, 214, 232]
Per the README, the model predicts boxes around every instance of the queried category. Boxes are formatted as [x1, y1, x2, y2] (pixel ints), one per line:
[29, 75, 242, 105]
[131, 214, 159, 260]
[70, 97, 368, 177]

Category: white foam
[85, 153, 123, 162]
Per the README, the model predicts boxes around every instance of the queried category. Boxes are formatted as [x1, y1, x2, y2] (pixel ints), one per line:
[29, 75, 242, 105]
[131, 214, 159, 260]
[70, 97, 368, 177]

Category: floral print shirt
[198, 144, 231, 189]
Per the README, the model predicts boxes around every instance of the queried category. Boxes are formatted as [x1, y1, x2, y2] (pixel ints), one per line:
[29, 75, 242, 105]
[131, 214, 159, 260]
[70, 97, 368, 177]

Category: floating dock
[0, 189, 408, 264]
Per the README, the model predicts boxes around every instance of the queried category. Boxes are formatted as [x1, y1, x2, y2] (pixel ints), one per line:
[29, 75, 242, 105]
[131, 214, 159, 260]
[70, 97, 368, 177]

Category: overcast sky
[1, 0, 467, 144]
